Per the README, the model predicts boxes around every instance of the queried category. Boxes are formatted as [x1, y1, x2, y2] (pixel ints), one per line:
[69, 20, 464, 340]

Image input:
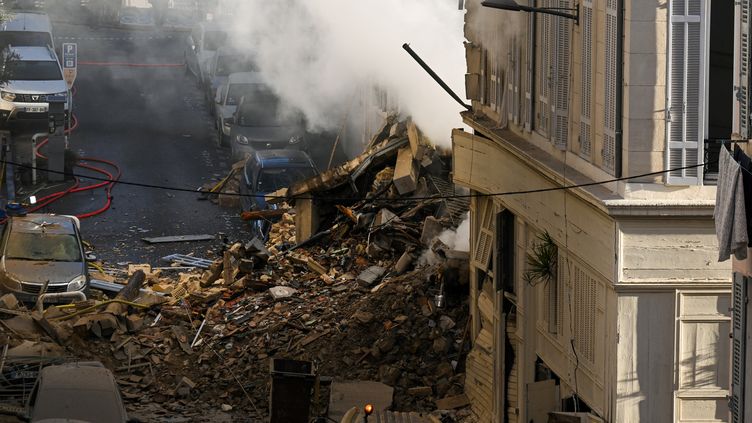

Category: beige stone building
[453, 0, 743, 421]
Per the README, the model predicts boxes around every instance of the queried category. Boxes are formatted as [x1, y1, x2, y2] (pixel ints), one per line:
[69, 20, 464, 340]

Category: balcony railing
[703, 138, 730, 185]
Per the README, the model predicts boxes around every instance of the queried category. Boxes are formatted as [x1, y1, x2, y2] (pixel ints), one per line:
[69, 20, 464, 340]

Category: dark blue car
[240, 150, 318, 239]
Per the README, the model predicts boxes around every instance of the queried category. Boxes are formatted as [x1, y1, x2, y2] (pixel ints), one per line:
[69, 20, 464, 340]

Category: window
[666, 0, 704, 185]
[6, 61, 61, 81]
[603, 0, 617, 171]
[580, 0, 594, 159]
[535, 0, 571, 148]
[495, 209, 516, 294]
[6, 232, 82, 262]
[535, 7, 553, 136]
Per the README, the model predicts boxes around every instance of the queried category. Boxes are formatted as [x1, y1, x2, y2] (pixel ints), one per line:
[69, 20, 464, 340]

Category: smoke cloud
[223, 0, 466, 148]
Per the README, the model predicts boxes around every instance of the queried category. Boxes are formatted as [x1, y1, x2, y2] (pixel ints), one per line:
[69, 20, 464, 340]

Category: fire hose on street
[1, 112, 123, 222]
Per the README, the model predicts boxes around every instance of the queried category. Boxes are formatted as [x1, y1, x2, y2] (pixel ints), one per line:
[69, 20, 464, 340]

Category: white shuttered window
[553, 0, 572, 149]
[603, 0, 617, 171]
[536, 6, 552, 136]
[667, 0, 705, 185]
[738, 0, 750, 139]
[580, 0, 594, 158]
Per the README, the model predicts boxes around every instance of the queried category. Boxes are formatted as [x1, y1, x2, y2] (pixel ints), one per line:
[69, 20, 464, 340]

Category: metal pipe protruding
[402, 43, 472, 111]
[36, 291, 87, 313]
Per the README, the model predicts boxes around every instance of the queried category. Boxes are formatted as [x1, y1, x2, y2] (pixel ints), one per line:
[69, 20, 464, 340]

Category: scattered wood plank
[240, 208, 289, 221]
[142, 234, 214, 244]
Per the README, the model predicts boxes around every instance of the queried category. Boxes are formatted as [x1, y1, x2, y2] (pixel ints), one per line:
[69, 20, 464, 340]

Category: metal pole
[31, 133, 46, 186]
[402, 43, 472, 111]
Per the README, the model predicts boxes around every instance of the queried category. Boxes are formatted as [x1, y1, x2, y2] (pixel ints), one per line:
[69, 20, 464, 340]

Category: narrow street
[40, 22, 246, 265]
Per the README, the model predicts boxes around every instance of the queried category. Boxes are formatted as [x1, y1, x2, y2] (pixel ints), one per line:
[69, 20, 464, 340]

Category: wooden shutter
[473, 197, 495, 272]
[536, 4, 552, 135]
[513, 37, 521, 125]
[546, 249, 561, 334]
[553, 0, 572, 149]
[603, 0, 618, 171]
[731, 273, 747, 423]
[667, 0, 704, 185]
[580, 0, 594, 158]
[573, 264, 597, 364]
[524, 12, 534, 131]
[739, 0, 751, 139]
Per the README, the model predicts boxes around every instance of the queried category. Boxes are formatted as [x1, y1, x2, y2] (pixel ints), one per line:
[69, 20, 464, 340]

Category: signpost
[62, 43, 77, 90]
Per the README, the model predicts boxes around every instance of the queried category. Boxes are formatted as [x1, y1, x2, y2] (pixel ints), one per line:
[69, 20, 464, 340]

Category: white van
[0, 12, 54, 48]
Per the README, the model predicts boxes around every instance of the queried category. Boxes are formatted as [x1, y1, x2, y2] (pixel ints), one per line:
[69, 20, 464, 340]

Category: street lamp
[481, 0, 580, 25]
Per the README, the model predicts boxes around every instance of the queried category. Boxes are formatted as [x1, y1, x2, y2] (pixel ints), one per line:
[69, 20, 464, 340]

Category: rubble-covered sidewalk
[0, 117, 474, 422]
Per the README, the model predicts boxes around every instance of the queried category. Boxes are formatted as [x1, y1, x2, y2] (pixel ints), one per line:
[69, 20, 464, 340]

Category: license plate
[25, 106, 46, 113]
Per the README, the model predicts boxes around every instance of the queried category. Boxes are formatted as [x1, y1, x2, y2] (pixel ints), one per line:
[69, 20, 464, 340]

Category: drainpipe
[615, 0, 624, 178]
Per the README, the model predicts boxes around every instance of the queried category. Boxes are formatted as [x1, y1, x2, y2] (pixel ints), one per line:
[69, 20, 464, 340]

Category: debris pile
[0, 117, 473, 422]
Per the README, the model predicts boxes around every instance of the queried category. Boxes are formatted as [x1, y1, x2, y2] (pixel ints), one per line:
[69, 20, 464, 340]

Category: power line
[0, 158, 713, 203]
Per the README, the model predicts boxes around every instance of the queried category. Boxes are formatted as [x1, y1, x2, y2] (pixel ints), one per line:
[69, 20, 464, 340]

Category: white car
[0, 11, 54, 48]
[0, 46, 71, 124]
[214, 71, 264, 147]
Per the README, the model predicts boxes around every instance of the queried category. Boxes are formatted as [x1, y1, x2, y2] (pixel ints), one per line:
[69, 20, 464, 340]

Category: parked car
[229, 93, 308, 161]
[184, 21, 229, 84]
[214, 71, 264, 147]
[119, 6, 156, 28]
[0, 213, 89, 303]
[240, 150, 318, 239]
[0, 46, 71, 124]
[203, 47, 257, 112]
[26, 361, 131, 422]
[0, 11, 54, 48]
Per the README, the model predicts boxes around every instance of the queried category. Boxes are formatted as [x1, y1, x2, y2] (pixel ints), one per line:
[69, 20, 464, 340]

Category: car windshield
[237, 100, 301, 127]
[216, 56, 257, 76]
[204, 31, 227, 51]
[226, 83, 264, 106]
[5, 232, 81, 262]
[257, 167, 316, 193]
[6, 60, 61, 81]
[0, 32, 52, 47]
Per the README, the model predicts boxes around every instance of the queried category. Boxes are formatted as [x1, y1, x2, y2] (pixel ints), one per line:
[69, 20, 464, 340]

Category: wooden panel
[615, 293, 675, 422]
[620, 219, 729, 282]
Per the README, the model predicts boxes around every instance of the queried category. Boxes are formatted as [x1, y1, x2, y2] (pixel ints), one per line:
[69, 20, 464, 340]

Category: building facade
[453, 0, 743, 421]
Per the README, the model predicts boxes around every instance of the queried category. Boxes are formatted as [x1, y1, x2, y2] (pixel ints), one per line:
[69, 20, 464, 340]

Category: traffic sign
[62, 43, 77, 89]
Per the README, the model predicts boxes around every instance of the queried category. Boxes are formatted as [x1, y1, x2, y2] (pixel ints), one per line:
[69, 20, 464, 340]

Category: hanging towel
[733, 145, 752, 246]
[715, 146, 748, 261]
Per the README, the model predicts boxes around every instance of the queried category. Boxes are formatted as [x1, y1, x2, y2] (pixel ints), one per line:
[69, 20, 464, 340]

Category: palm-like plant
[523, 231, 558, 286]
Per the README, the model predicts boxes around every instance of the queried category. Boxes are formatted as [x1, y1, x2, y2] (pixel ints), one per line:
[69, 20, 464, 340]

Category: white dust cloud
[223, 0, 466, 148]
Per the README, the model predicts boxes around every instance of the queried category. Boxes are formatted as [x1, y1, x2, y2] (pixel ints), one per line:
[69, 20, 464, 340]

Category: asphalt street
[27, 21, 248, 266]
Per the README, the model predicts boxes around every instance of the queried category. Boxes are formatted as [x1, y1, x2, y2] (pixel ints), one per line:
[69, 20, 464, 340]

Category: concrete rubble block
[394, 251, 414, 275]
[373, 208, 399, 228]
[407, 120, 429, 162]
[269, 286, 298, 300]
[126, 314, 145, 333]
[0, 293, 20, 310]
[357, 266, 386, 287]
[392, 146, 418, 195]
[245, 237, 270, 262]
[420, 216, 445, 246]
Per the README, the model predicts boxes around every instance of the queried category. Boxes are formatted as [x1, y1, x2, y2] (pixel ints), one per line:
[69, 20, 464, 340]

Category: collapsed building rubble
[0, 117, 474, 422]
